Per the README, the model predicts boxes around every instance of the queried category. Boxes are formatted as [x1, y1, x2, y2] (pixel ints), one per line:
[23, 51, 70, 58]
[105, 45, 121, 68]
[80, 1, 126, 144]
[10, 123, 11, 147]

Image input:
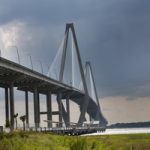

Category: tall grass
[0, 132, 150, 150]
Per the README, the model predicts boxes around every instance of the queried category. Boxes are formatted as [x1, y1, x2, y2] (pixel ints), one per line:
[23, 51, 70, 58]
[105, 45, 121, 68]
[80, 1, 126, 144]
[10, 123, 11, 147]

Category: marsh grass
[0, 132, 150, 150]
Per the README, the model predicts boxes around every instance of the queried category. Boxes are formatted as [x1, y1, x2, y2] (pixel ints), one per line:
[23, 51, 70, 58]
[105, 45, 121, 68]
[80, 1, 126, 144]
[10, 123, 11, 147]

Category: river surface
[83, 128, 150, 136]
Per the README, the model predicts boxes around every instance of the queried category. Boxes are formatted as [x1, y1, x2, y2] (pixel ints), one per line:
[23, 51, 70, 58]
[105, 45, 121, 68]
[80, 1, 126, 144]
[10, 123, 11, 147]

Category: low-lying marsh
[0, 132, 150, 150]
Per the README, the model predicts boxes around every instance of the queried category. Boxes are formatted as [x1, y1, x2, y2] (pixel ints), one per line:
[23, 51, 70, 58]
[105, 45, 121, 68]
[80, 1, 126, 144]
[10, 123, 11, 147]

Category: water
[83, 128, 150, 136]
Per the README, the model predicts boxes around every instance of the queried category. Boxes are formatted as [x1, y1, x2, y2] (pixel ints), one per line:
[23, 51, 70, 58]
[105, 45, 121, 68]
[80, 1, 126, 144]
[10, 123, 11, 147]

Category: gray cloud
[0, 0, 150, 99]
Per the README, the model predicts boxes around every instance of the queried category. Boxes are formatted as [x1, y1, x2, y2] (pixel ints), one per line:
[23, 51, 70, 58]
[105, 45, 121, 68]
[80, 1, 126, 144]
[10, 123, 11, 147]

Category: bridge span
[0, 23, 107, 130]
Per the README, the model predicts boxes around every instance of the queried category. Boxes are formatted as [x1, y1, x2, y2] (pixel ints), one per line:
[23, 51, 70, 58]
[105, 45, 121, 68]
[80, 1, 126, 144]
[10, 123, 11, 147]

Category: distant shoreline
[107, 121, 150, 129]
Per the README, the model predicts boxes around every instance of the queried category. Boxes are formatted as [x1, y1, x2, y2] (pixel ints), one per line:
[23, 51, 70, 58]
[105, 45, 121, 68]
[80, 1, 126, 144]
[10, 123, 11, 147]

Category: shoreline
[82, 127, 150, 136]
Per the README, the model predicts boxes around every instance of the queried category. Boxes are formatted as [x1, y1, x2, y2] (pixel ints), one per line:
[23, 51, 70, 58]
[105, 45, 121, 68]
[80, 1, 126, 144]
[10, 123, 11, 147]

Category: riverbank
[0, 132, 150, 150]
[83, 127, 150, 136]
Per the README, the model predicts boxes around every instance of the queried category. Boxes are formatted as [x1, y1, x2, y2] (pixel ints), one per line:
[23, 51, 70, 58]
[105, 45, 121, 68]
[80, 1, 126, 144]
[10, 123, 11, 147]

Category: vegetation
[109, 121, 150, 128]
[20, 115, 26, 131]
[0, 132, 150, 150]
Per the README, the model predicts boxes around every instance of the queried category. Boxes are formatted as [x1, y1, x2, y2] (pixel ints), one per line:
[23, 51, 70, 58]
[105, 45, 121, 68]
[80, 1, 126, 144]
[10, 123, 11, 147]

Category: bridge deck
[0, 57, 100, 121]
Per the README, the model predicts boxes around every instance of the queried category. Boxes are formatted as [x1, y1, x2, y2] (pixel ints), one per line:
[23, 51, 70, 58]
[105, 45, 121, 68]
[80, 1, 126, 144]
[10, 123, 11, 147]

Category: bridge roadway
[0, 57, 103, 129]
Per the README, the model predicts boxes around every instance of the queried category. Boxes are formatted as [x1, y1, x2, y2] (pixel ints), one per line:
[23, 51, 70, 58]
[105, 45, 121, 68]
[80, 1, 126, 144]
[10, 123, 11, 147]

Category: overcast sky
[0, 0, 150, 125]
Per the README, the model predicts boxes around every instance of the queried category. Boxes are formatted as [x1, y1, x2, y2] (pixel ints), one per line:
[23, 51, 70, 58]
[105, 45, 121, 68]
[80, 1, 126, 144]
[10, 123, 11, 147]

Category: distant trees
[20, 115, 26, 131]
[5, 114, 27, 131]
[5, 113, 18, 130]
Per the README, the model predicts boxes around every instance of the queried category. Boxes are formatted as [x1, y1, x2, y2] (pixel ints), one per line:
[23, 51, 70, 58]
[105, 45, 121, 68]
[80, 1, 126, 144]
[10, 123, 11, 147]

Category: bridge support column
[46, 92, 52, 128]
[9, 83, 14, 130]
[33, 88, 39, 128]
[25, 91, 29, 128]
[37, 93, 40, 125]
[57, 93, 63, 127]
[66, 96, 70, 127]
[5, 87, 9, 127]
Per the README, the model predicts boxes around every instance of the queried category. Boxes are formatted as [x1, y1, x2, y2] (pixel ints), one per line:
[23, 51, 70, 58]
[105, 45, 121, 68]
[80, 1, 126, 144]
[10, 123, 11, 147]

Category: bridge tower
[49, 23, 107, 126]
[55, 23, 90, 126]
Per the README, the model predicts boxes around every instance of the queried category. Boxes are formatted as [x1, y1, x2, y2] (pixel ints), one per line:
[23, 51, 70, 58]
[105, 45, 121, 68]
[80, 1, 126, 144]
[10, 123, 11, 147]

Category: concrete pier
[9, 83, 14, 130]
[25, 91, 29, 127]
[5, 87, 9, 127]
[33, 88, 39, 128]
[46, 91, 52, 128]
[57, 93, 63, 127]
[37, 93, 40, 124]
[66, 96, 70, 127]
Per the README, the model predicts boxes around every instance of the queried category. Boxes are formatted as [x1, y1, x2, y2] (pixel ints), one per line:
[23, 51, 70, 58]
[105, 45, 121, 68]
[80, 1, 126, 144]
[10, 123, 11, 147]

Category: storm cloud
[0, 0, 150, 99]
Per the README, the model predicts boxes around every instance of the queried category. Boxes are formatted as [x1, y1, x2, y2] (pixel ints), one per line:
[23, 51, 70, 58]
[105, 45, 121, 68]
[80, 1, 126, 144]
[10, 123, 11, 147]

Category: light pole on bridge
[39, 60, 44, 74]
[28, 54, 33, 70]
[9, 46, 21, 65]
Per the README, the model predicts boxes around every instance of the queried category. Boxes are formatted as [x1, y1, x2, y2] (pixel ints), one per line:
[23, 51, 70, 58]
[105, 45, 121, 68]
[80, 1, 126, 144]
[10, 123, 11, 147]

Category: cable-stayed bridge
[0, 23, 107, 130]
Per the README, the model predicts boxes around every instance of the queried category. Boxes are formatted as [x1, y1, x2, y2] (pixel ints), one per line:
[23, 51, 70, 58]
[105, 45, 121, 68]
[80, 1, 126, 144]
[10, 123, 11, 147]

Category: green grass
[0, 132, 150, 150]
